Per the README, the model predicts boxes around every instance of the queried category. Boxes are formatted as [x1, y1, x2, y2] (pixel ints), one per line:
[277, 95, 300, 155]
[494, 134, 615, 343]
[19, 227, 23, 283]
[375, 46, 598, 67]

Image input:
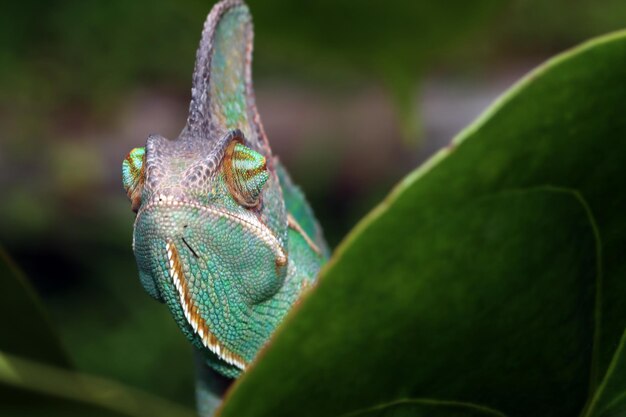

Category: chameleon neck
[195, 350, 232, 416]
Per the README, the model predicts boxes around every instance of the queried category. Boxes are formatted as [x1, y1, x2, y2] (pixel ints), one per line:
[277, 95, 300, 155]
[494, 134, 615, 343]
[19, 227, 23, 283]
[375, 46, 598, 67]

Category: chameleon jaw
[165, 239, 248, 370]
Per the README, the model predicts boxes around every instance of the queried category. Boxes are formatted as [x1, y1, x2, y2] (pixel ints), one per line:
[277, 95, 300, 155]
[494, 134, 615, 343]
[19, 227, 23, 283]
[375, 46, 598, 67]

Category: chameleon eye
[223, 141, 269, 207]
[122, 147, 145, 212]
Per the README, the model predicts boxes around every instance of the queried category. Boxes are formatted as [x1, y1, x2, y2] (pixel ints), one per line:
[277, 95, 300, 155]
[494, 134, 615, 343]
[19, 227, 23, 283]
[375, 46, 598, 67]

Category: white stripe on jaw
[165, 239, 247, 370]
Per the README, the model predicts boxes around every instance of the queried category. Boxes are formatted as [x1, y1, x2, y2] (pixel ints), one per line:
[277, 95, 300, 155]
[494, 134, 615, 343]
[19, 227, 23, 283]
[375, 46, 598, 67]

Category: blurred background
[1, 0, 626, 409]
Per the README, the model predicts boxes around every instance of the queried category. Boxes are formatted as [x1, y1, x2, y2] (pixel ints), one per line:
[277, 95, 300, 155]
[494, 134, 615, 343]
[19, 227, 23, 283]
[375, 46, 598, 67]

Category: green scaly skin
[122, 0, 328, 414]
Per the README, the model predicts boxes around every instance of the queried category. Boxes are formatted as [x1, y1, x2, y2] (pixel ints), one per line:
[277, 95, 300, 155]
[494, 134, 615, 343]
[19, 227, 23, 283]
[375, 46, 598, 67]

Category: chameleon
[121, 0, 328, 414]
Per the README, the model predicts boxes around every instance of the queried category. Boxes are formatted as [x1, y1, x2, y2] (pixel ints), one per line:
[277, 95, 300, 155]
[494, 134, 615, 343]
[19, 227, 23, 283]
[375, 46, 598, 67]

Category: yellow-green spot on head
[224, 141, 269, 207]
[122, 147, 145, 212]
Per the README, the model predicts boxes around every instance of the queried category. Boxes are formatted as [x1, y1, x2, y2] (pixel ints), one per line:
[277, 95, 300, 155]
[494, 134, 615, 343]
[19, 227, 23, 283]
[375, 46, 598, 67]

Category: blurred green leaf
[0, 350, 195, 417]
[0, 248, 193, 415]
[220, 30, 626, 417]
[342, 399, 507, 417]
[46, 230, 196, 407]
[0, 247, 69, 367]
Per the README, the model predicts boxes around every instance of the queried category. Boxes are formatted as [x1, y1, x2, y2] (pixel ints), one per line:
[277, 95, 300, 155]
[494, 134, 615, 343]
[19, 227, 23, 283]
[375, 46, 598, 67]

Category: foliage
[219, 28, 626, 416]
[2, 26, 626, 417]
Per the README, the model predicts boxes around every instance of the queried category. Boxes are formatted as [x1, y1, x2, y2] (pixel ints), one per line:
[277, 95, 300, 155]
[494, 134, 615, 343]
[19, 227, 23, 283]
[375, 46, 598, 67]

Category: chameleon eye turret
[122, 147, 145, 212]
[223, 137, 269, 207]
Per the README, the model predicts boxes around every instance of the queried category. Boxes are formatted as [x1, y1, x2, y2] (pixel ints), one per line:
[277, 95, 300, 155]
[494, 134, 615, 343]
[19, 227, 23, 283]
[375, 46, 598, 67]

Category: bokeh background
[1, 0, 626, 408]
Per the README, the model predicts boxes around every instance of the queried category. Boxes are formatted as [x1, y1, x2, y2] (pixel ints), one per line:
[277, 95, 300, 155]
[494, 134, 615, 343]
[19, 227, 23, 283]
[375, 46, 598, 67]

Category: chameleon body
[122, 0, 328, 413]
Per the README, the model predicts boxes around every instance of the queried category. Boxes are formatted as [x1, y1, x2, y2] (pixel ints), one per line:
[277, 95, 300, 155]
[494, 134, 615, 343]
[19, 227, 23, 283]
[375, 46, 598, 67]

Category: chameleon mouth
[139, 195, 287, 267]
[165, 239, 247, 370]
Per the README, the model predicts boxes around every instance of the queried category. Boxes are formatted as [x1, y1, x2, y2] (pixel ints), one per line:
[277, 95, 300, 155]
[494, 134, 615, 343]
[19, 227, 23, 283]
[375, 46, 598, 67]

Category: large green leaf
[219, 30, 626, 417]
[222, 189, 597, 417]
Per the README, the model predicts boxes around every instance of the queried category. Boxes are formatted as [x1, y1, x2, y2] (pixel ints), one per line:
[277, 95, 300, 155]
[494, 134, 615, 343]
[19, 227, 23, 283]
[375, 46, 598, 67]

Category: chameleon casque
[121, 0, 328, 413]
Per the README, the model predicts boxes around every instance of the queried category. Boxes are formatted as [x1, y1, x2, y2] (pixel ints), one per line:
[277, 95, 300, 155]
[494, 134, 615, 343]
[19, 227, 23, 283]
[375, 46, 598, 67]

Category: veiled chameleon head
[121, 0, 289, 377]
